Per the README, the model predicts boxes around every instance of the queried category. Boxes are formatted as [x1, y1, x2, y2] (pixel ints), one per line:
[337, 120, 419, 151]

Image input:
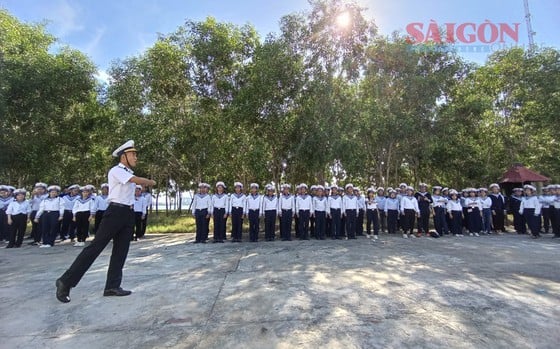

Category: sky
[1, 0, 559, 81]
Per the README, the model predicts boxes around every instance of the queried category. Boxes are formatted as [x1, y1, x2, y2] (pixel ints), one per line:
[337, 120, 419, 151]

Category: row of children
[0, 182, 153, 249]
[190, 181, 560, 243]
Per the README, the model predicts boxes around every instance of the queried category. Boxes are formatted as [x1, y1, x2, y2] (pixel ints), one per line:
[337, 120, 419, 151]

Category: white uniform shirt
[262, 195, 278, 212]
[465, 197, 482, 210]
[342, 195, 359, 214]
[479, 196, 492, 209]
[520, 196, 542, 215]
[107, 164, 136, 206]
[36, 197, 64, 219]
[384, 197, 400, 212]
[6, 200, 31, 215]
[279, 194, 295, 211]
[447, 200, 463, 213]
[62, 195, 79, 210]
[30, 194, 47, 211]
[0, 196, 13, 211]
[228, 193, 246, 214]
[143, 192, 153, 209]
[212, 193, 229, 210]
[365, 197, 378, 210]
[133, 195, 147, 214]
[72, 197, 97, 215]
[313, 196, 327, 213]
[357, 195, 365, 210]
[327, 195, 342, 215]
[245, 194, 263, 215]
[539, 195, 554, 208]
[295, 194, 312, 212]
[191, 193, 212, 214]
[431, 195, 448, 208]
[96, 195, 110, 211]
[400, 196, 420, 214]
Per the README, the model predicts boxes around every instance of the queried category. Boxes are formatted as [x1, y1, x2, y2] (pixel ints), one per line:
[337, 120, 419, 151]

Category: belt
[109, 202, 133, 209]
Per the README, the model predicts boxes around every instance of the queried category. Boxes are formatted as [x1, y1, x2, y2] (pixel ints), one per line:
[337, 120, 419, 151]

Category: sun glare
[336, 11, 351, 28]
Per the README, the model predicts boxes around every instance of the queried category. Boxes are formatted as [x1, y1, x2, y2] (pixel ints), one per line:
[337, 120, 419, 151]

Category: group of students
[0, 182, 153, 249]
[190, 181, 560, 243]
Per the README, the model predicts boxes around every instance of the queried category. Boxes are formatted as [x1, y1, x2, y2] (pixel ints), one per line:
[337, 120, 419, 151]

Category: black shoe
[6, 244, 14, 248]
[103, 287, 132, 297]
[56, 279, 71, 303]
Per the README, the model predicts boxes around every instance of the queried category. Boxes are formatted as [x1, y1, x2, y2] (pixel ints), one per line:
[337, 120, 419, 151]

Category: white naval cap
[479, 187, 488, 192]
[14, 188, 27, 195]
[316, 185, 324, 191]
[0, 185, 8, 191]
[250, 183, 259, 189]
[330, 184, 338, 189]
[367, 187, 375, 193]
[79, 186, 91, 191]
[101, 183, 109, 189]
[135, 185, 143, 190]
[112, 140, 137, 157]
[234, 182, 243, 188]
[419, 183, 428, 188]
[344, 183, 353, 190]
[377, 187, 385, 192]
[432, 186, 442, 191]
[69, 184, 80, 190]
[281, 183, 291, 190]
[449, 189, 459, 195]
[442, 187, 449, 192]
[310, 185, 317, 190]
[513, 187, 523, 192]
[399, 183, 407, 188]
[215, 181, 226, 188]
[34, 182, 47, 189]
[6, 186, 15, 191]
[489, 183, 500, 190]
[85, 184, 96, 191]
[299, 183, 308, 189]
[47, 185, 61, 192]
[266, 184, 275, 191]
[406, 186, 414, 191]
[523, 184, 536, 191]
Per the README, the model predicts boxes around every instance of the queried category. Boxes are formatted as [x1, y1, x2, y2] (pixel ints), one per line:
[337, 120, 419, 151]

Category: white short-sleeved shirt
[107, 164, 135, 206]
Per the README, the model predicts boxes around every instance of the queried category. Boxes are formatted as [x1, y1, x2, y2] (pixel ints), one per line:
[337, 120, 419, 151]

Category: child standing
[262, 184, 278, 241]
[295, 184, 312, 240]
[400, 186, 420, 238]
[29, 182, 48, 245]
[246, 183, 262, 242]
[415, 183, 432, 236]
[465, 188, 482, 236]
[376, 188, 387, 233]
[212, 182, 228, 243]
[312, 185, 327, 240]
[509, 188, 526, 234]
[94, 183, 110, 234]
[478, 188, 493, 235]
[227, 182, 246, 243]
[72, 186, 97, 246]
[327, 185, 343, 240]
[447, 190, 464, 236]
[132, 185, 146, 241]
[489, 183, 507, 234]
[35, 185, 64, 248]
[0, 185, 13, 243]
[384, 189, 400, 235]
[365, 188, 380, 240]
[278, 184, 294, 241]
[342, 184, 358, 240]
[192, 183, 212, 243]
[431, 186, 447, 237]
[61, 184, 80, 242]
[519, 185, 542, 238]
[6, 189, 31, 248]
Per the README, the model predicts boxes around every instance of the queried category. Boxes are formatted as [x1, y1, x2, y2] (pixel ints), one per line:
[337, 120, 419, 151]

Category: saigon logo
[406, 20, 520, 44]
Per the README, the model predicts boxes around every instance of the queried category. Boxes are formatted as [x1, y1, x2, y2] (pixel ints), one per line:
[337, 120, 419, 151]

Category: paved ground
[1, 232, 559, 349]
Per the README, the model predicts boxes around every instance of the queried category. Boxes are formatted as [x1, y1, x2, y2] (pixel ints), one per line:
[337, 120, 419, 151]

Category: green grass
[146, 212, 196, 234]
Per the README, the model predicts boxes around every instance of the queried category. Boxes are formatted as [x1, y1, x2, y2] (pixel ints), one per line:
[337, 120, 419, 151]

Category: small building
[499, 163, 551, 195]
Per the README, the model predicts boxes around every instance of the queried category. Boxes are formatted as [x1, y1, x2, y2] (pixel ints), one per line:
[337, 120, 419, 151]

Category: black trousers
[541, 207, 551, 233]
[30, 210, 41, 242]
[325, 215, 332, 237]
[345, 209, 356, 239]
[213, 208, 227, 241]
[492, 209, 505, 232]
[41, 211, 60, 246]
[551, 208, 560, 236]
[523, 208, 540, 237]
[9, 213, 27, 247]
[248, 209, 260, 242]
[418, 207, 430, 234]
[356, 210, 364, 235]
[402, 209, 416, 234]
[467, 208, 482, 233]
[195, 209, 209, 242]
[264, 210, 276, 240]
[433, 207, 447, 235]
[59, 204, 134, 289]
[450, 211, 463, 235]
[280, 209, 292, 241]
[75, 211, 91, 242]
[379, 210, 387, 233]
[133, 212, 143, 240]
[61, 210, 76, 239]
[94, 210, 105, 233]
[0, 210, 8, 241]
[141, 211, 149, 237]
[309, 215, 315, 238]
[387, 209, 398, 234]
[294, 215, 300, 238]
[513, 210, 527, 234]
[230, 207, 243, 241]
[298, 210, 310, 240]
[314, 211, 326, 239]
[366, 209, 379, 235]
[330, 209, 342, 239]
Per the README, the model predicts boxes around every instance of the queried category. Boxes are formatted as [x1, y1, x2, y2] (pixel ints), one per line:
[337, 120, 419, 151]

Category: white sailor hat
[316, 185, 324, 191]
[338, 187, 344, 192]
[419, 183, 428, 188]
[432, 186, 442, 191]
[513, 187, 523, 192]
[250, 183, 259, 189]
[14, 188, 26, 195]
[79, 186, 91, 192]
[101, 183, 109, 189]
[523, 184, 536, 191]
[281, 183, 291, 190]
[310, 185, 317, 190]
[406, 186, 414, 191]
[135, 185, 143, 190]
[233, 182, 243, 188]
[489, 183, 500, 190]
[449, 189, 459, 195]
[47, 185, 61, 192]
[34, 182, 47, 189]
[461, 188, 467, 193]
[266, 184, 275, 191]
[377, 187, 385, 192]
[215, 181, 226, 188]
[388, 189, 396, 194]
[198, 182, 205, 188]
[399, 183, 407, 188]
[442, 187, 449, 192]
[367, 187, 375, 193]
[85, 184, 96, 191]
[69, 184, 80, 190]
[344, 183, 353, 190]
[112, 140, 137, 157]
[7, 186, 15, 192]
[467, 187, 477, 193]
[353, 187, 361, 192]
[387, 187, 394, 191]
[299, 183, 308, 189]
[0, 185, 8, 191]
[330, 184, 338, 189]
[479, 187, 488, 192]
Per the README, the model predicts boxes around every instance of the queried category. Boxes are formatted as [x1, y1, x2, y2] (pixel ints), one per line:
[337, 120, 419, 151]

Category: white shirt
[6, 200, 31, 215]
[30, 194, 47, 211]
[279, 194, 295, 211]
[520, 196, 542, 215]
[313, 196, 327, 213]
[365, 197, 378, 210]
[0, 196, 13, 210]
[36, 197, 64, 219]
[447, 200, 463, 213]
[465, 197, 482, 210]
[133, 195, 147, 214]
[62, 194, 79, 210]
[327, 195, 342, 213]
[384, 197, 400, 212]
[431, 195, 448, 208]
[107, 164, 136, 206]
[212, 193, 229, 210]
[143, 192, 153, 208]
[191, 193, 212, 214]
[295, 194, 312, 212]
[96, 195, 109, 211]
[228, 193, 246, 214]
[479, 196, 492, 209]
[262, 195, 278, 212]
[356, 195, 365, 210]
[342, 195, 359, 214]
[245, 194, 262, 215]
[400, 196, 419, 214]
[72, 197, 97, 215]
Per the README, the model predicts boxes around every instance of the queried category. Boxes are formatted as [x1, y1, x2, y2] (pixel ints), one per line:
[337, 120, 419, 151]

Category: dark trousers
[195, 209, 209, 242]
[280, 209, 292, 241]
[492, 209, 505, 232]
[41, 211, 60, 246]
[481, 208, 493, 233]
[61, 210, 76, 239]
[450, 211, 463, 235]
[264, 210, 276, 241]
[75, 211, 91, 242]
[94, 210, 105, 234]
[141, 211, 149, 237]
[418, 207, 430, 234]
[402, 209, 416, 234]
[345, 209, 356, 239]
[213, 208, 227, 241]
[8, 214, 27, 247]
[294, 215, 300, 238]
[379, 210, 387, 233]
[523, 208, 540, 237]
[330, 209, 342, 239]
[366, 209, 379, 235]
[541, 207, 551, 233]
[230, 207, 243, 241]
[356, 210, 364, 236]
[387, 210, 398, 234]
[30, 210, 41, 242]
[325, 215, 332, 237]
[310, 216, 315, 238]
[462, 207, 469, 231]
[314, 211, 326, 239]
[298, 210, 310, 240]
[513, 211, 526, 234]
[59, 204, 134, 290]
[0, 210, 8, 241]
[133, 212, 143, 240]
[551, 208, 560, 236]
[467, 208, 482, 233]
[433, 207, 447, 235]
[248, 209, 260, 242]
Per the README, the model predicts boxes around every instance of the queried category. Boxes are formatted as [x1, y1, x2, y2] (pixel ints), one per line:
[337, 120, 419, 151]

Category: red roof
[499, 164, 550, 183]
